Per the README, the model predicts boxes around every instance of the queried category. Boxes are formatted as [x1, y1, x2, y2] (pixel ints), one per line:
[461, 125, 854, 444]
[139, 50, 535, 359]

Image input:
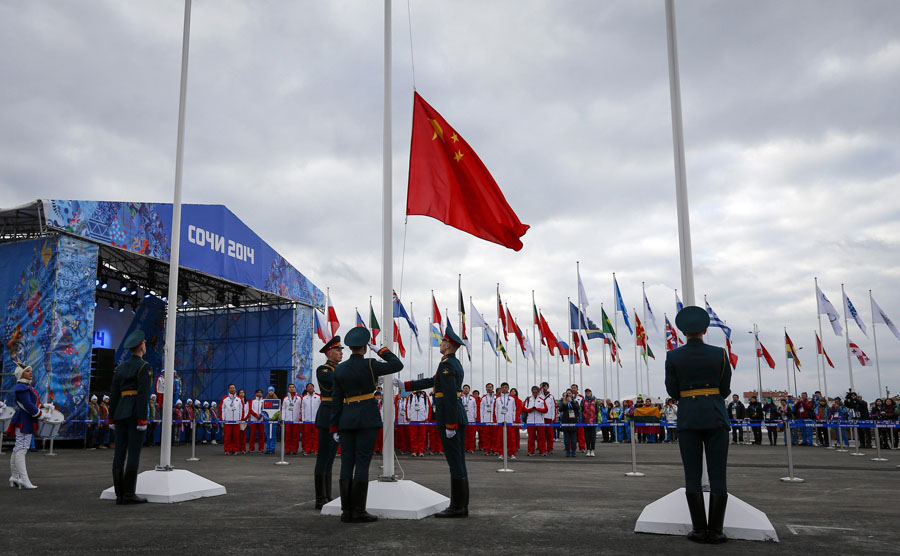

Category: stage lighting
[107, 301, 114, 310]
[118, 303, 125, 313]
[144, 291, 152, 298]
[119, 282, 128, 292]
[129, 283, 138, 296]
[100, 279, 108, 289]
[95, 279, 100, 286]
[181, 299, 189, 307]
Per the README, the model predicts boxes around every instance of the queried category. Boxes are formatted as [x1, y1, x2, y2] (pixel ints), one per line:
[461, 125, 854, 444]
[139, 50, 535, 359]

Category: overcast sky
[2, 0, 899, 401]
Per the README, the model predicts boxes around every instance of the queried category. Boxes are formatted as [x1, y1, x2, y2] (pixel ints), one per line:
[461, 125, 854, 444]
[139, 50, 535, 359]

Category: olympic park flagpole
[634, 0, 777, 541]
[321, 0, 448, 519]
[100, 0, 225, 503]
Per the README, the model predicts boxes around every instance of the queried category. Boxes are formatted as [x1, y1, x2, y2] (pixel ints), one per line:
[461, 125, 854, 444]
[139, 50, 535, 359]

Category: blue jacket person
[109, 330, 154, 505]
[313, 334, 343, 509]
[402, 324, 469, 518]
[7, 362, 50, 489]
[665, 306, 732, 544]
[329, 326, 403, 523]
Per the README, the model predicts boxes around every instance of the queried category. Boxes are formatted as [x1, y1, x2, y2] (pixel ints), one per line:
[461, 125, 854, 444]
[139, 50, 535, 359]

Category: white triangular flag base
[100, 469, 227, 504]
[320, 480, 449, 520]
[635, 488, 779, 542]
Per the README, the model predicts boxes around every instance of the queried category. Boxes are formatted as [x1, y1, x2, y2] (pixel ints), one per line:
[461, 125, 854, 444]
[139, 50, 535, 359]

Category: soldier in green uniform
[665, 306, 731, 544]
[400, 325, 469, 518]
[314, 334, 343, 509]
[109, 330, 154, 505]
[329, 327, 403, 523]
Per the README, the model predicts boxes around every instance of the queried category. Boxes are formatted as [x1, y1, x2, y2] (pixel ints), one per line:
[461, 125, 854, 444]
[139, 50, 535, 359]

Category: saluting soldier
[329, 327, 403, 523]
[313, 335, 343, 509]
[665, 306, 732, 544]
[108, 330, 154, 505]
[400, 325, 469, 518]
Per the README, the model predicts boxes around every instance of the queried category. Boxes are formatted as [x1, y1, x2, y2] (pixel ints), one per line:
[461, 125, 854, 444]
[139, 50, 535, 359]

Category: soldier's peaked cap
[123, 330, 145, 349]
[320, 335, 344, 353]
[674, 306, 710, 335]
[443, 324, 464, 347]
[344, 327, 371, 347]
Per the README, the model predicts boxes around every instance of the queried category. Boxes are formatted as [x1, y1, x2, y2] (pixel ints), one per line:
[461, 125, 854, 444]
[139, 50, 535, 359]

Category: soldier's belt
[434, 392, 461, 398]
[321, 397, 333, 402]
[120, 390, 138, 396]
[344, 392, 375, 404]
[680, 388, 720, 397]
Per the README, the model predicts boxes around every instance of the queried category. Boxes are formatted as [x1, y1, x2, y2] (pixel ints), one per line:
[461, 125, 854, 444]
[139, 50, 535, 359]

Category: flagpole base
[275, 460, 289, 465]
[780, 476, 804, 483]
[497, 468, 515, 473]
[626, 472, 645, 477]
[320, 479, 447, 519]
[635, 488, 778, 542]
[871, 457, 888, 462]
[100, 468, 226, 503]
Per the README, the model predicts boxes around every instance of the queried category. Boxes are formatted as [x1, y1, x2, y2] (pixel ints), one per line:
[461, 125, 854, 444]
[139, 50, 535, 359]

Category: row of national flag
[313, 279, 897, 379]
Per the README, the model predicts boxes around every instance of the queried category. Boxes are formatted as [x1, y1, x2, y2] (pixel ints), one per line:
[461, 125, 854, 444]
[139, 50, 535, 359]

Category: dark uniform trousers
[315, 428, 339, 475]
[440, 423, 468, 479]
[678, 428, 729, 494]
[339, 428, 379, 481]
[114, 417, 145, 470]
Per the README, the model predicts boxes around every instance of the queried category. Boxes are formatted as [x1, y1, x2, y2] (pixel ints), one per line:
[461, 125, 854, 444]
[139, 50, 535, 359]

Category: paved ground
[2, 438, 898, 555]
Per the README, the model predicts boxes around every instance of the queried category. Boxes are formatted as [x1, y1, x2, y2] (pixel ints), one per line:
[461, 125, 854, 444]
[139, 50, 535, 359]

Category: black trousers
[314, 426, 339, 474]
[731, 424, 743, 443]
[601, 425, 612, 443]
[338, 428, 378, 482]
[585, 426, 597, 450]
[113, 417, 144, 471]
[678, 427, 729, 495]
[439, 424, 468, 479]
[751, 421, 762, 444]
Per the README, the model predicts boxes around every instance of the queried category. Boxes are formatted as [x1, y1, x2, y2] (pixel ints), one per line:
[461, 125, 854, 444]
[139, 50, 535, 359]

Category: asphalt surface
[2, 437, 898, 555]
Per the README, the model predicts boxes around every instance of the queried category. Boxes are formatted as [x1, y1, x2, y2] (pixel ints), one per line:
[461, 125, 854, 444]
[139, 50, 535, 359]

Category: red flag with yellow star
[406, 92, 530, 251]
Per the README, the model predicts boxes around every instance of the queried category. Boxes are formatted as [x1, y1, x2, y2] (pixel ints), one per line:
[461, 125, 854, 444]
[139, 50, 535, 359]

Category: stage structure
[0, 199, 324, 442]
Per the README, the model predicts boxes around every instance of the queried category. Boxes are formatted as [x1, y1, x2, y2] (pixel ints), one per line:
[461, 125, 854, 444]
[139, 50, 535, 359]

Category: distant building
[742, 390, 788, 403]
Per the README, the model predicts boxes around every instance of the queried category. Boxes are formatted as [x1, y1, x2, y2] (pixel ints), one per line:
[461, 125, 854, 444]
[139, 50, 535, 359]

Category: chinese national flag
[407, 92, 530, 251]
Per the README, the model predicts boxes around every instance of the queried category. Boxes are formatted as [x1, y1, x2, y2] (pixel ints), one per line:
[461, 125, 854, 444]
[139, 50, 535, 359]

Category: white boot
[15, 450, 37, 489]
[8, 455, 19, 488]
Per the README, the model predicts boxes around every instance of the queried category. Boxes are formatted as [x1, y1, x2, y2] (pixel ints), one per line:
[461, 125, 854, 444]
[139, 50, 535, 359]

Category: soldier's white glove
[136, 424, 148, 431]
[333, 433, 340, 443]
[445, 429, 456, 439]
[392, 378, 403, 389]
[367, 343, 380, 354]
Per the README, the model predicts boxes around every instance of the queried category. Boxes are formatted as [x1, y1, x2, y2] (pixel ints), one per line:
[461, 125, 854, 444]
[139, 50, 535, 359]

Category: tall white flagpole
[379, 0, 395, 479]
[841, 283, 855, 392]
[633, 308, 639, 397]
[159, 0, 193, 471]
[814, 330, 822, 394]
[754, 324, 763, 403]
[601, 302, 608, 402]
[814, 277, 829, 399]
[869, 290, 884, 397]
[642, 282, 650, 397]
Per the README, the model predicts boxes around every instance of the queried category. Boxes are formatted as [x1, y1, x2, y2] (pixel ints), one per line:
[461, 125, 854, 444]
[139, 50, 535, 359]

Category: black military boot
[339, 480, 352, 522]
[350, 480, 377, 523]
[706, 493, 728, 544]
[112, 467, 124, 505]
[324, 472, 334, 502]
[434, 478, 467, 518]
[314, 474, 328, 509]
[684, 491, 707, 542]
[121, 468, 147, 505]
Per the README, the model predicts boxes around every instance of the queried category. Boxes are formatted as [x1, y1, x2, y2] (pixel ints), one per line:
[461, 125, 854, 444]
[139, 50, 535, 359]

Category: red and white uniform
[247, 396, 266, 451]
[493, 393, 518, 457]
[220, 394, 244, 454]
[541, 392, 556, 453]
[282, 393, 302, 454]
[461, 393, 478, 452]
[479, 393, 497, 454]
[524, 394, 549, 454]
[406, 392, 431, 456]
[301, 391, 321, 454]
[395, 394, 409, 453]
